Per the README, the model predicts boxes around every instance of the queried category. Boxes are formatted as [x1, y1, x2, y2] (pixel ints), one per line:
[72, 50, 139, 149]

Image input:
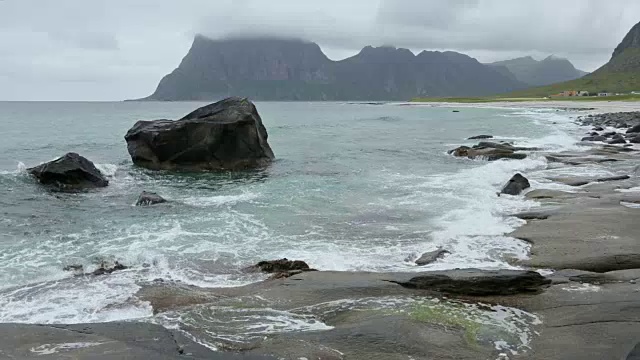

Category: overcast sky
[0, 0, 638, 101]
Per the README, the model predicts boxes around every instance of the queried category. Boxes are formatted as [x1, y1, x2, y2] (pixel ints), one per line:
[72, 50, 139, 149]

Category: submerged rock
[397, 269, 551, 296]
[467, 134, 493, 140]
[608, 137, 627, 145]
[0, 323, 263, 359]
[415, 249, 450, 266]
[124, 97, 275, 171]
[92, 261, 128, 276]
[28, 152, 108, 190]
[136, 191, 167, 206]
[501, 173, 530, 196]
[62, 264, 84, 272]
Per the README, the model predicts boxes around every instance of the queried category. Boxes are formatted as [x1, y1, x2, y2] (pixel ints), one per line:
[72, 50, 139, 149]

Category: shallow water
[0, 101, 586, 324]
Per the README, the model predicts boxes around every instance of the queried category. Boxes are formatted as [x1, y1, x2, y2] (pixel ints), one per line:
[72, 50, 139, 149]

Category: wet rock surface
[125, 97, 275, 171]
[415, 249, 450, 266]
[501, 173, 530, 195]
[28, 152, 108, 190]
[136, 191, 167, 206]
[245, 259, 311, 274]
[449, 141, 532, 161]
[467, 134, 493, 140]
[0, 322, 272, 359]
[91, 261, 128, 276]
[396, 269, 551, 295]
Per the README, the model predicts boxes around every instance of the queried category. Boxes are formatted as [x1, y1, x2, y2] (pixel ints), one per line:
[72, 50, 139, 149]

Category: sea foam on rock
[124, 97, 275, 171]
[28, 152, 108, 190]
[136, 191, 167, 206]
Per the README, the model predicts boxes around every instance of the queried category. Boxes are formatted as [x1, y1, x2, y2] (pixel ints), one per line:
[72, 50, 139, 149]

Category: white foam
[618, 187, 640, 193]
[562, 283, 602, 292]
[95, 163, 118, 177]
[30, 342, 104, 355]
[181, 191, 259, 207]
[0, 161, 26, 175]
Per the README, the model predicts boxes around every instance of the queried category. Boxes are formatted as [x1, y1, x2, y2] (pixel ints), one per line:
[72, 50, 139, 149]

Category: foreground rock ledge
[0, 322, 272, 359]
[125, 97, 275, 171]
[28, 152, 108, 190]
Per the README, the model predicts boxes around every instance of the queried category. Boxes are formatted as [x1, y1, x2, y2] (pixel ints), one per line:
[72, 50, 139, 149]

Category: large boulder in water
[28, 152, 108, 190]
[124, 97, 275, 171]
[501, 173, 530, 195]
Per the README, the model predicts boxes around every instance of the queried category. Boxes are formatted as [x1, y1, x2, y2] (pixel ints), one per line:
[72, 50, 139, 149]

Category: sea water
[0, 101, 590, 325]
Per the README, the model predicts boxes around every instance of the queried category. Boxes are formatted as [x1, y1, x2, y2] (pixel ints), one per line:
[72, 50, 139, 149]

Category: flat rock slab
[0, 322, 272, 359]
[511, 193, 640, 272]
[396, 269, 551, 296]
[548, 175, 630, 187]
[545, 155, 621, 166]
[473, 281, 640, 360]
[246, 315, 491, 360]
[525, 189, 583, 200]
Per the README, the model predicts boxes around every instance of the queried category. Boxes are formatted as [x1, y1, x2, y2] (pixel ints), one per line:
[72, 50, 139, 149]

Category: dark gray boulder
[28, 152, 108, 190]
[627, 342, 640, 360]
[631, 136, 640, 144]
[125, 97, 275, 171]
[92, 261, 128, 276]
[415, 249, 450, 266]
[136, 191, 167, 206]
[467, 135, 493, 140]
[396, 269, 551, 296]
[593, 126, 605, 131]
[608, 137, 627, 145]
[501, 173, 531, 195]
[245, 259, 311, 274]
[628, 124, 640, 134]
[581, 135, 607, 142]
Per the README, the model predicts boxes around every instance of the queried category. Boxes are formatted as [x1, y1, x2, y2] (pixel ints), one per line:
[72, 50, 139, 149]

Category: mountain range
[145, 36, 529, 101]
[144, 22, 640, 101]
[509, 20, 640, 97]
[487, 56, 587, 87]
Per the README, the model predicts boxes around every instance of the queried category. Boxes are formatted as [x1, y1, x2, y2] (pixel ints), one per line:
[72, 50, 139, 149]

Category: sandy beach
[406, 100, 640, 114]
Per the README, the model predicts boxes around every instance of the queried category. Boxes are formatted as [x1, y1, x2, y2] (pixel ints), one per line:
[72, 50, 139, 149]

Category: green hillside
[504, 48, 640, 97]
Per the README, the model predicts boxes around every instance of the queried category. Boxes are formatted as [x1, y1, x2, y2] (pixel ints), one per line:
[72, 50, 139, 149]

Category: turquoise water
[0, 101, 581, 323]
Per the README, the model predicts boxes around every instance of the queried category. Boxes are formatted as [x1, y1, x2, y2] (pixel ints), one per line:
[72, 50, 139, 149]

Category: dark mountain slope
[145, 36, 526, 101]
[488, 56, 587, 86]
[508, 21, 640, 97]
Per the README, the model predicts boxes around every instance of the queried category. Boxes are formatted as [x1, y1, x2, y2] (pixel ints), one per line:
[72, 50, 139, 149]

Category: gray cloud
[0, 0, 638, 100]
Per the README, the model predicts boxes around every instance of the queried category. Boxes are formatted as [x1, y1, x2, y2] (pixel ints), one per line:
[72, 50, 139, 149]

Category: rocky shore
[7, 105, 640, 359]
